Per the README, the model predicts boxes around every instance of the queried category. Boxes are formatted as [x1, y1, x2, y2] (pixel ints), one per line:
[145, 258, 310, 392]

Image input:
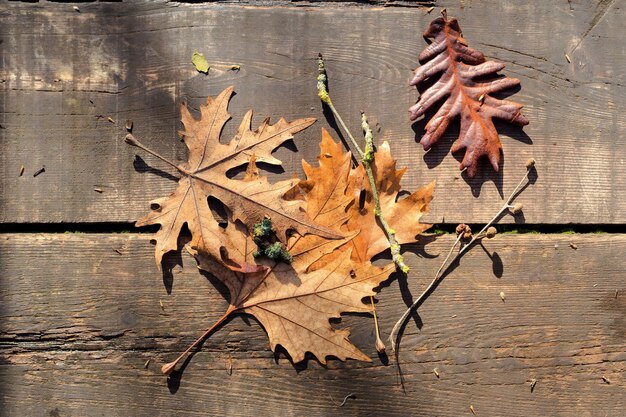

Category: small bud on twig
[525, 158, 536, 169]
[462, 224, 472, 240]
[456, 224, 467, 235]
[511, 203, 523, 214]
[486, 226, 497, 238]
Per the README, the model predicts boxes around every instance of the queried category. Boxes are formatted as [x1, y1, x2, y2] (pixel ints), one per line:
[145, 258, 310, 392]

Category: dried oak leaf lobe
[409, 14, 529, 177]
[301, 130, 435, 264]
[135, 87, 339, 268]
[346, 142, 435, 263]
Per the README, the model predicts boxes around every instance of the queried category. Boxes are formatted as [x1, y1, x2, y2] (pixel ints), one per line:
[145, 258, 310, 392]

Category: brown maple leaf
[127, 87, 341, 268]
[161, 129, 433, 372]
[409, 13, 529, 177]
[173, 139, 391, 369]
[193, 242, 392, 366]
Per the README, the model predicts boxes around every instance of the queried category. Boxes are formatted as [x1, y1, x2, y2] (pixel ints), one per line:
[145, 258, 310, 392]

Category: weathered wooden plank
[1, 1, 625, 224]
[0, 233, 624, 416]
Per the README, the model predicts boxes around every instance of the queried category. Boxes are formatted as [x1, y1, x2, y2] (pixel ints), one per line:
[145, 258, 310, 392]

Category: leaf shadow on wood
[319, 77, 361, 167]
[160, 232, 192, 295]
[133, 155, 179, 182]
[272, 345, 317, 372]
[460, 156, 505, 199]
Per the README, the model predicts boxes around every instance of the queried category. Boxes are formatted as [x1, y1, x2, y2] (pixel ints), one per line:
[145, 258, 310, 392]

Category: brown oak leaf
[409, 14, 529, 177]
[299, 130, 435, 265]
[132, 87, 341, 268]
[346, 142, 435, 263]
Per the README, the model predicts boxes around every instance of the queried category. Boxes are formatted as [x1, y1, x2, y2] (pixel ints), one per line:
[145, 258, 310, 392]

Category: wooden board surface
[0, 233, 624, 416]
[2, 1, 626, 224]
[1, 2, 625, 416]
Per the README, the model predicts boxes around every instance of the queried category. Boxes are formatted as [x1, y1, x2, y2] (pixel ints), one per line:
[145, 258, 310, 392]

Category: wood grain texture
[1, 1, 625, 224]
[0, 233, 624, 416]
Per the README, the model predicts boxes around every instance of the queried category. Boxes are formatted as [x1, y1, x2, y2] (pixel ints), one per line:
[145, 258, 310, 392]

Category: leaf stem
[370, 296, 385, 352]
[389, 164, 534, 352]
[161, 305, 235, 375]
[125, 134, 190, 176]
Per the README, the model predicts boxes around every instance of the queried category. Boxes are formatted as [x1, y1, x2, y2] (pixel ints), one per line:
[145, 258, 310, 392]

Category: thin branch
[370, 296, 385, 353]
[125, 134, 190, 176]
[317, 54, 364, 157]
[389, 161, 535, 352]
[317, 54, 409, 273]
[361, 113, 410, 274]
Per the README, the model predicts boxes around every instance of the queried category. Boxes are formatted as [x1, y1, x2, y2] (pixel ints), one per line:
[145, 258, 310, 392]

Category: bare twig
[370, 296, 385, 353]
[328, 392, 356, 407]
[317, 54, 364, 157]
[389, 160, 536, 351]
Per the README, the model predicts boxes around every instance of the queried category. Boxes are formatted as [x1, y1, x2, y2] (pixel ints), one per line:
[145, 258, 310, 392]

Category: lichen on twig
[317, 54, 408, 274]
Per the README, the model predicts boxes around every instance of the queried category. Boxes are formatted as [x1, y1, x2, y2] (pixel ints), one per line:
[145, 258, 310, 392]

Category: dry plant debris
[409, 11, 529, 176]
[127, 88, 433, 374]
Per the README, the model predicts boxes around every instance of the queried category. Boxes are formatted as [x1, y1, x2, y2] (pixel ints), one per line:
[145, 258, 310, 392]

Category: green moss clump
[252, 217, 273, 239]
[252, 217, 292, 264]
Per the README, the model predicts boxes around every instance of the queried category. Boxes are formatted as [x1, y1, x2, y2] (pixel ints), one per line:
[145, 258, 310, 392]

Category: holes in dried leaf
[207, 196, 228, 227]
[358, 188, 367, 210]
